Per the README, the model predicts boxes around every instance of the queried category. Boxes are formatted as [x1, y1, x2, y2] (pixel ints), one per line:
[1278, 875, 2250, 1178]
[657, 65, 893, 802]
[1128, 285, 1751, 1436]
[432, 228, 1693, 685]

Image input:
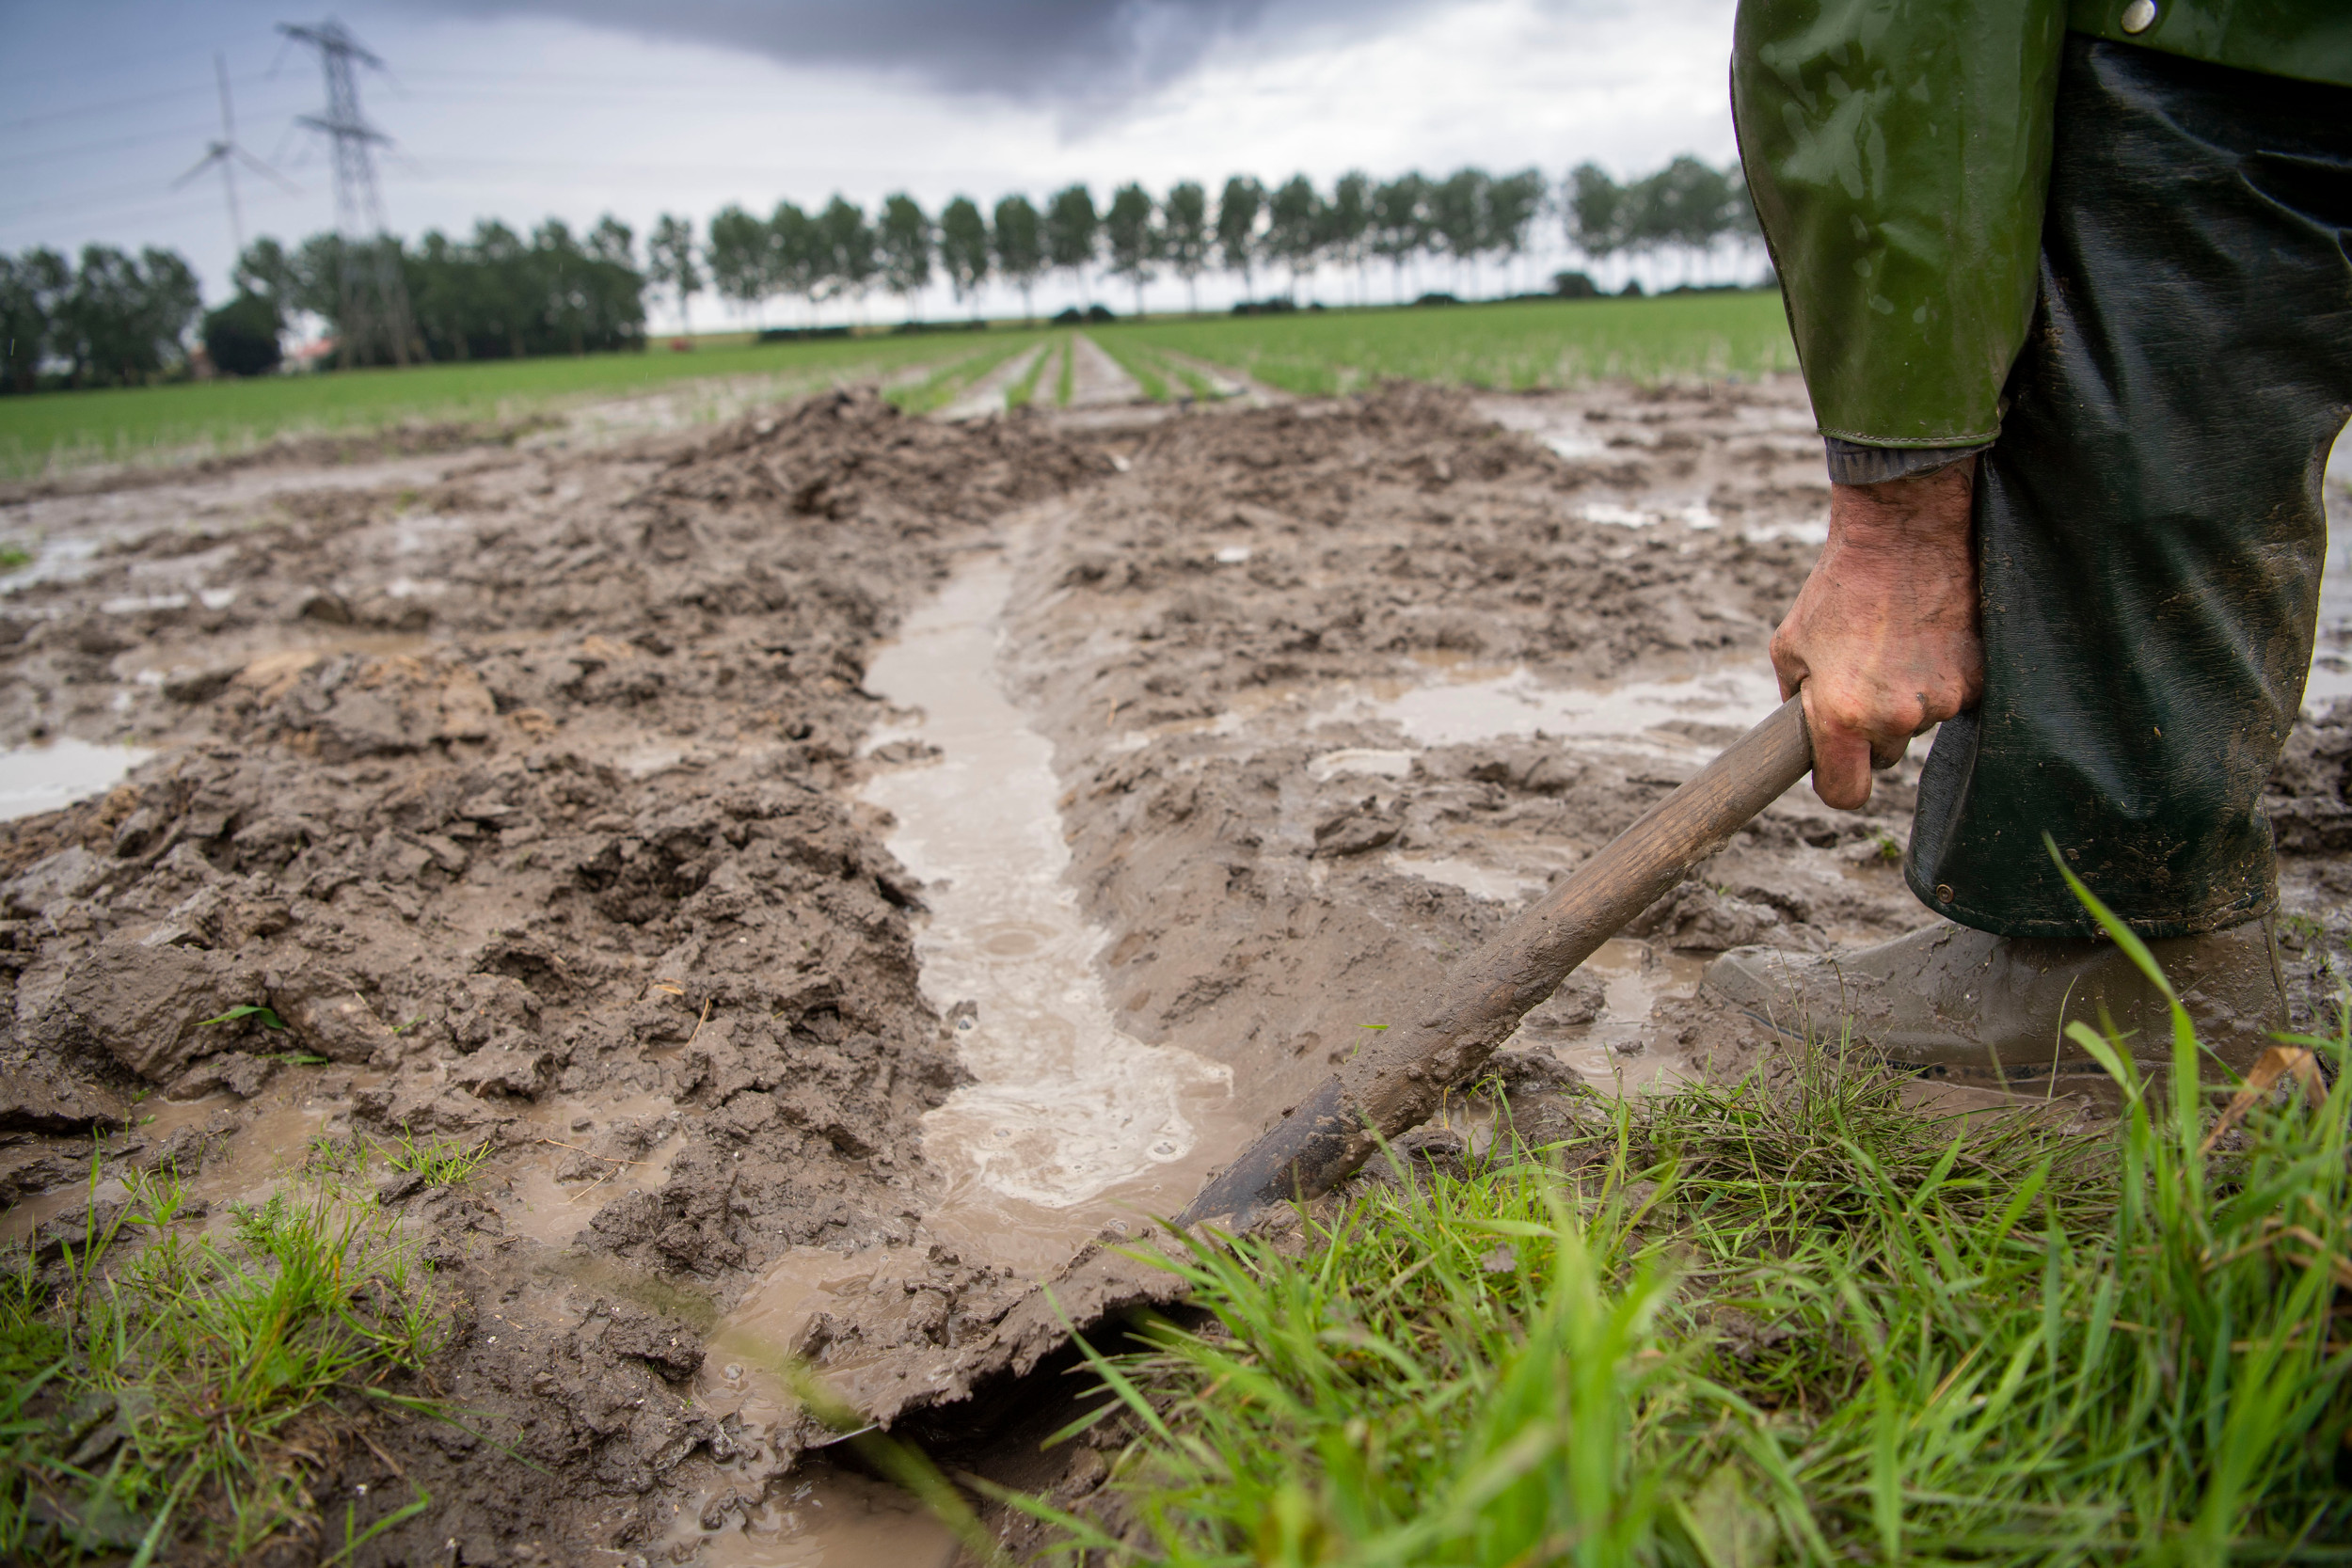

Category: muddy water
[865, 552, 1232, 1230]
[1328, 661, 1784, 753]
[501, 1091, 691, 1247]
[1319, 659, 1779, 1089]
[0, 737, 153, 821]
[686, 1471, 958, 1568]
[686, 546, 1237, 1562]
[0, 1080, 353, 1245]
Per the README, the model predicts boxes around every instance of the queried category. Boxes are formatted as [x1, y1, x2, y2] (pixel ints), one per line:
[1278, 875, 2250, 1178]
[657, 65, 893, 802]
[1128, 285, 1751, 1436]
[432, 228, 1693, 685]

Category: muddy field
[3, 378, 2349, 1564]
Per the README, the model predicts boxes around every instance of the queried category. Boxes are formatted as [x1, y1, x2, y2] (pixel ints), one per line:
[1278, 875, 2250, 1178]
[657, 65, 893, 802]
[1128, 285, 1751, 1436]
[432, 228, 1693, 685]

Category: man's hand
[1772, 458, 1982, 809]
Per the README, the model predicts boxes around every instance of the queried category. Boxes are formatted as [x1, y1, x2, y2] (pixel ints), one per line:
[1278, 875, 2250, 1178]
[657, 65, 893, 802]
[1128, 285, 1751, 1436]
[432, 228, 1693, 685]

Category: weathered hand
[1772, 459, 1983, 810]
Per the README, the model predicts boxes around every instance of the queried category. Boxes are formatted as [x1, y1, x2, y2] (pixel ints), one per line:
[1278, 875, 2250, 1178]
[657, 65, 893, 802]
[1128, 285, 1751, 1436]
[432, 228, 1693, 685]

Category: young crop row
[1109, 291, 1798, 399]
[0, 293, 1791, 477]
[0, 332, 973, 480]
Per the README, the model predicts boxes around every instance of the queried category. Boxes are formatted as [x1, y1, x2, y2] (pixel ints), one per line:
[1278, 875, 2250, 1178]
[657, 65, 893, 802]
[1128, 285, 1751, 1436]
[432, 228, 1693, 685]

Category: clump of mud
[0, 389, 1112, 1562]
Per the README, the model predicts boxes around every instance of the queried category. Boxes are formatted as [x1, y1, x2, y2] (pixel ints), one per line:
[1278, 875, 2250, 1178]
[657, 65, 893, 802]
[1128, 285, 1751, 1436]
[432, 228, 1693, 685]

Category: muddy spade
[1176, 694, 1814, 1230]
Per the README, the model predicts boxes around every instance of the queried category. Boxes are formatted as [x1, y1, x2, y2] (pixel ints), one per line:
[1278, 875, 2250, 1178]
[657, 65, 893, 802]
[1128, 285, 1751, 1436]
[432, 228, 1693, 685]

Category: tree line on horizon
[0, 156, 1756, 390]
[667, 159, 1758, 328]
[0, 217, 649, 390]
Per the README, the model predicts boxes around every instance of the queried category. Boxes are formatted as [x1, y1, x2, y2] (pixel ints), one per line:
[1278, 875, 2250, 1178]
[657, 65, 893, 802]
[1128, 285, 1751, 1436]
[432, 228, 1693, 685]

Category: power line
[0, 83, 220, 134]
[0, 184, 307, 235]
[5, 122, 221, 165]
[281, 17, 416, 367]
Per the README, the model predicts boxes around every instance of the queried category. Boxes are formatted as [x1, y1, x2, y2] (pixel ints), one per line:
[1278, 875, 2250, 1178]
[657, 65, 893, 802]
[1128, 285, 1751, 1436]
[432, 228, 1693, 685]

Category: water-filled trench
[682, 547, 1239, 1563]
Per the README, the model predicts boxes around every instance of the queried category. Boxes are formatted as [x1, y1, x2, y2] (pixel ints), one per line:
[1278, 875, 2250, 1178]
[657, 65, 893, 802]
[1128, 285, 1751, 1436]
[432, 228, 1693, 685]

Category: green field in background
[0, 331, 1024, 479]
[0, 294, 1794, 479]
[1107, 291, 1797, 397]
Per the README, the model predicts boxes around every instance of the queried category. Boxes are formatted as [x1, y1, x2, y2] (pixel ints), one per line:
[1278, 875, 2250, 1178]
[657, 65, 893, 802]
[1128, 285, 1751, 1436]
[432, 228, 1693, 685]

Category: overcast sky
[0, 0, 1744, 325]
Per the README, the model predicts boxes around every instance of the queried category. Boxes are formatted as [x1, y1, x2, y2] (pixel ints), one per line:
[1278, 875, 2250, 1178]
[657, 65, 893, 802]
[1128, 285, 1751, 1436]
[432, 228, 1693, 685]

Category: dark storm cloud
[398, 0, 1434, 103]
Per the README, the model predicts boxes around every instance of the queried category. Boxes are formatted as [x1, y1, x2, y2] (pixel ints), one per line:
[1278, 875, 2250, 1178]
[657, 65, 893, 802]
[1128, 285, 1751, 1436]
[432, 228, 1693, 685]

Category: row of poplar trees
[660, 157, 1757, 326]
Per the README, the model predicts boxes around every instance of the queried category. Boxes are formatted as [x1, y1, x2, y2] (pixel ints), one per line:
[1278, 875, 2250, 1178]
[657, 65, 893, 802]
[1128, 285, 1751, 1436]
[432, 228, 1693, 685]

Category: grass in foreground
[1109, 292, 1798, 399]
[1, 1164, 449, 1565]
[1029, 896, 2352, 1562]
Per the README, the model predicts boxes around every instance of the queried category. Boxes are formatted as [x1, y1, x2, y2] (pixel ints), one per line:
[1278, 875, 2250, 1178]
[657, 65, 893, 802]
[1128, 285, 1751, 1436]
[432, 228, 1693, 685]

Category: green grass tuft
[1028, 999, 2352, 1561]
[0, 1163, 450, 1564]
[378, 1129, 490, 1189]
[194, 1004, 285, 1032]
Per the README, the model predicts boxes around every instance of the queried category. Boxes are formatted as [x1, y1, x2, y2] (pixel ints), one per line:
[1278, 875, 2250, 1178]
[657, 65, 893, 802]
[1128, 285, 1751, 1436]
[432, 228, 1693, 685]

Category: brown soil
[2, 378, 2346, 1564]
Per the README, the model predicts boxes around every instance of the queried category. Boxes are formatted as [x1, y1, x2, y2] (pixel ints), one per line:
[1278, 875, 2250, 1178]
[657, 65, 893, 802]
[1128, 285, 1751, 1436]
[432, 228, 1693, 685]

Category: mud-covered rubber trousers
[1906, 37, 2352, 940]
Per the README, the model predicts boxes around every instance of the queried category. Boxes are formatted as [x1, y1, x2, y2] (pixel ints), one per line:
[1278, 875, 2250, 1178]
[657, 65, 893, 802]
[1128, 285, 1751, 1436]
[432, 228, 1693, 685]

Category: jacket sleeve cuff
[1824, 437, 1988, 487]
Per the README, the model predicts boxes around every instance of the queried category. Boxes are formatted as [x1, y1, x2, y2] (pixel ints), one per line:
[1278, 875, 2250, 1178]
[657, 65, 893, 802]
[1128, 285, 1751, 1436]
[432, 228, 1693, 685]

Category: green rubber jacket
[1733, 0, 2352, 449]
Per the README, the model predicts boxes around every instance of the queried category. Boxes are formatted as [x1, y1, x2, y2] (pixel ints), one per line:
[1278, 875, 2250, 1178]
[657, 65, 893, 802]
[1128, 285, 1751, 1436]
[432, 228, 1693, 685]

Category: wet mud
[2, 375, 2347, 1565]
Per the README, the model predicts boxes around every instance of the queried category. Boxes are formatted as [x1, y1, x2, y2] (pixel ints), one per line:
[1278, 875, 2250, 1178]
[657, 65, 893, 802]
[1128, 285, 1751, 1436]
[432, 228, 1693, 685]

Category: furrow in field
[936, 341, 1053, 420]
[1064, 334, 1144, 407]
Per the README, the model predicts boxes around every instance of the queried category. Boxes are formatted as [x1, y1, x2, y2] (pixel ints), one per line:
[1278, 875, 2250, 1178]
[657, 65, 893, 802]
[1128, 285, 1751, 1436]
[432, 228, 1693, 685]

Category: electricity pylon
[172, 55, 299, 261]
[280, 17, 416, 366]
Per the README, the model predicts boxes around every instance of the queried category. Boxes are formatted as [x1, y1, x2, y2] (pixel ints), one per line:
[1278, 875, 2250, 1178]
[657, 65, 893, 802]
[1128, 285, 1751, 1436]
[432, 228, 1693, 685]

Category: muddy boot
[1702, 917, 2287, 1091]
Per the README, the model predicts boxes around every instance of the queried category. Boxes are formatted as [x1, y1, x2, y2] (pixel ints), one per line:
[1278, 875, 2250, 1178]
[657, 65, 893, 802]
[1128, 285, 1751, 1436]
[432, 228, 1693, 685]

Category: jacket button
[1935, 883, 1954, 902]
[2121, 0, 2156, 32]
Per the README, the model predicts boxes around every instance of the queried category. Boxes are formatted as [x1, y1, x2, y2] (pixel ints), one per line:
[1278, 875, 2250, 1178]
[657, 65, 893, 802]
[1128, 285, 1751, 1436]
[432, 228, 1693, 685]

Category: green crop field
[0, 294, 1792, 480]
[0, 331, 1031, 480]
[1105, 290, 1798, 398]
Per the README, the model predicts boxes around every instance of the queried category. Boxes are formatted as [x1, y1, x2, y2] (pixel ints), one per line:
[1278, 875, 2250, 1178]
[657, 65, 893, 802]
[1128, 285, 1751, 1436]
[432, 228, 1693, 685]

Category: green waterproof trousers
[1906, 37, 2352, 940]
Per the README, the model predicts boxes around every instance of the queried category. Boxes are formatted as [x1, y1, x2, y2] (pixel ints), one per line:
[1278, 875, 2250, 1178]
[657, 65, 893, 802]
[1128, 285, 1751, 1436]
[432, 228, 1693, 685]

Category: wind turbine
[173, 54, 299, 259]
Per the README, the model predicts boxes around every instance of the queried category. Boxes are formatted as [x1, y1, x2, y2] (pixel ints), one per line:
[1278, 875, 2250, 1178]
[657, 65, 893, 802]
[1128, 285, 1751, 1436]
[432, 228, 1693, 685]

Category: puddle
[0, 535, 102, 592]
[499, 1090, 690, 1246]
[671, 1470, 957, 1568]
[938, 342, 1051, 422]
[1324, 662, 1783, 752]
[1472, 399, 1607, 461]
[1, 1083, 343, 1245]
[1308, 747, 1415, 782]
[1580, 500, 1720, 531]
[0, 737, 154, 822]
[692, 545, 1241, 1509]
[1388, 852, 1548, 905]
[1505, 937, 1708, 1093]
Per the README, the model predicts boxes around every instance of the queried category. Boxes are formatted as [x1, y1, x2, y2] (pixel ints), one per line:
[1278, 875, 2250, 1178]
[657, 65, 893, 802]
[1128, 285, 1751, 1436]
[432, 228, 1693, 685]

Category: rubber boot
[1702, 916, 2288, 1091]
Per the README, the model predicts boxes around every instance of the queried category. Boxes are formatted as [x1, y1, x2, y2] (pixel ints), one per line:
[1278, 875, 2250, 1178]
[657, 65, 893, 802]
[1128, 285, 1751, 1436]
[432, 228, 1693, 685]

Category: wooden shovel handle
[1177, 694, 1814, 1229]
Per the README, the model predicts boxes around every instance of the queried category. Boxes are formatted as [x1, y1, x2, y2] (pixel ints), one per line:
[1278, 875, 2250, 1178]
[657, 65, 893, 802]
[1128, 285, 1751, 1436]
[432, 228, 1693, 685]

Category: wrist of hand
[1827, 459, 1979, 551]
